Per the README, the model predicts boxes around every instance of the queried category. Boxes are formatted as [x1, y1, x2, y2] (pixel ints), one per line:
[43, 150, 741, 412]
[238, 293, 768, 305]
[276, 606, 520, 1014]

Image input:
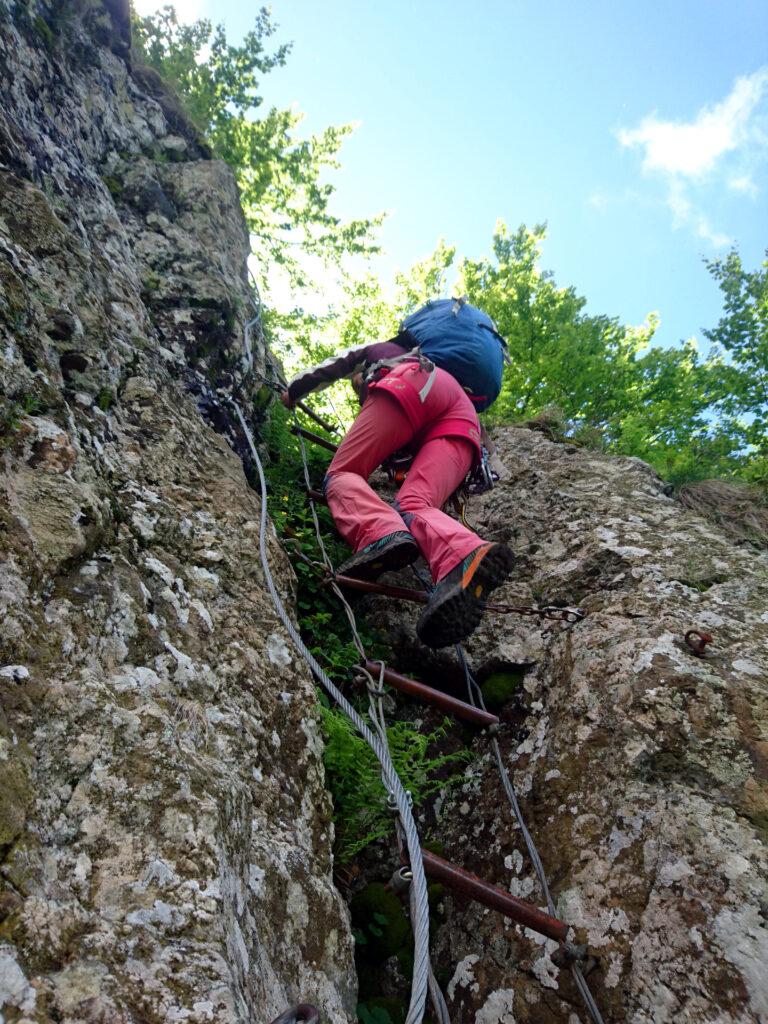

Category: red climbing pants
[325, 361, 486, 582]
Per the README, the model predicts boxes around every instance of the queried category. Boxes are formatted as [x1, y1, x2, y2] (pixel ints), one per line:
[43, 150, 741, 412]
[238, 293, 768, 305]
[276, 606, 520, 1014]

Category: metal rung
[335, 574, 428, 604]
[290, 424, 338, 454]
[406, 848, 568, 943]
[363, 660, 498, 730]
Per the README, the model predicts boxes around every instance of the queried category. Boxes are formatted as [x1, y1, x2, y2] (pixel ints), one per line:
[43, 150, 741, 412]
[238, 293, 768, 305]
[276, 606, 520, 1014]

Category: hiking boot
[416, 543, 515, 649]
[337, 531, 419, 582]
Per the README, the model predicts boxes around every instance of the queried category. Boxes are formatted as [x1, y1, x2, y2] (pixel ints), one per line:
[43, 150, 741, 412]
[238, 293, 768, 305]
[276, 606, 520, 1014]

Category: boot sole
[338, 537, 419, 583]
[416, 544, 515, 649]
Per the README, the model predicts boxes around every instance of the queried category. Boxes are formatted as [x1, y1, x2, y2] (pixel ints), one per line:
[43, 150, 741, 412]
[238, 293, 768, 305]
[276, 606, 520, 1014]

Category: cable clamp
[389, 866, 413, 895]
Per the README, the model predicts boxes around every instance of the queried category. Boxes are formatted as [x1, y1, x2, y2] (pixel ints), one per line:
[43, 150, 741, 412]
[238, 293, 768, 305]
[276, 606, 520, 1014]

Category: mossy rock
[350, 882, 410, 963]
[357, 996, 405, 1024]
[481, 668, 525, 710]
[0, 758, 32, 847]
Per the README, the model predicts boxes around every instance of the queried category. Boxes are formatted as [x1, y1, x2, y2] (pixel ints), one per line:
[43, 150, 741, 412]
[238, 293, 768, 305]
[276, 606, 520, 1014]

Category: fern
[320, 705, 470, 863]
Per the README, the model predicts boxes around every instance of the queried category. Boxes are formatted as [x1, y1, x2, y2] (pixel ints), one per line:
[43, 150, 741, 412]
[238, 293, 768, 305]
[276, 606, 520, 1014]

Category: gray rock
[0, 5, 354, 1022]
[364, 427, 768, 1023]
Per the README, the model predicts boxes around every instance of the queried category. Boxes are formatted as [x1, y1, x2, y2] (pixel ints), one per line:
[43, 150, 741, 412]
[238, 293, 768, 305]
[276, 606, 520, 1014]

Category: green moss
[351, 883, 410, 963]
[101, 175, 124, 200]
[481, 668, 525, 710]
[0, 758, 32, 847]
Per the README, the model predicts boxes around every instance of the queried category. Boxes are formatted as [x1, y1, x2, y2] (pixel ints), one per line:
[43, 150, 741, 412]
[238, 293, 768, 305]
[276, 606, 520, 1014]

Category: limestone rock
[0, 4, 354, 1021]
[366, 427, 768, 1023]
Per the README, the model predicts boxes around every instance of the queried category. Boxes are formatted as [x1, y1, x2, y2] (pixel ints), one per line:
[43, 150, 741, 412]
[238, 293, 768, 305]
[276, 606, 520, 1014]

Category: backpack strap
[365, 347, 437, 404]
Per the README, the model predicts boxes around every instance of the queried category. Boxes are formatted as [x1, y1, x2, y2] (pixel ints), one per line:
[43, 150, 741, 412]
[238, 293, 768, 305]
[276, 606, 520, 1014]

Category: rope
[454, 644, 606, 1024]
[231, 400, 431, 1024]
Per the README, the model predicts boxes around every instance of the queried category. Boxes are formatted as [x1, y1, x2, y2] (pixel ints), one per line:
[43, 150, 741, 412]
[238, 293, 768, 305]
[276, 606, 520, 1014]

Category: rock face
[0, 4, 355, 1022]
[3, 6, 768, 1024]
[367, 428, 768, 1023]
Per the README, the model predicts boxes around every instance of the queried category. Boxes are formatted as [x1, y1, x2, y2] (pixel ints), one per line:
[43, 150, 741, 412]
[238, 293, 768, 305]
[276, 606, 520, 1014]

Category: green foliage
[101, 174, 123, 200]
[357, 1003, 398, 1024]
[702, 248, 768, 482]
[131, 5, 380, 284]
[453, 222, 767, 486]
[350, 884, 410, 961]
[480, 668, 524, 711]
[96, 387, 115, 412]
[319, 706, 469, 863]
[261, 400, 370, 676]
[0, 394, 43, 447]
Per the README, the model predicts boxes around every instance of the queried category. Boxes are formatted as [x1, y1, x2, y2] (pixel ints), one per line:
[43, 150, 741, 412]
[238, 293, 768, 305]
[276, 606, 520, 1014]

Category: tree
[703, 249, 768, 477]
[457, 222, 764, 485]
[131, 5, 381, 284]
[458, 222, 657, 431]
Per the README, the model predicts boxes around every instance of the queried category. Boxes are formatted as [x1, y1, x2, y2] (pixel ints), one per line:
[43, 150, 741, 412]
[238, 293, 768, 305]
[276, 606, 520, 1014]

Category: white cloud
[728, 173, 759, 198]
[617, 67, 768, 248]
[666, 180, 732, 247]
[587, 192, 609, 211]
[619, 67, 768, 178]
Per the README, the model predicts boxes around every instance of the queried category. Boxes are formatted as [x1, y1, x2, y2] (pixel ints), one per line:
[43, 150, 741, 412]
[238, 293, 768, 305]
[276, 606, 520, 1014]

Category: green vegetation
[131, 5, 380, 284]
[96, 387, 115, 412]
[136, 3, 767, 489]
[0, 394, 42, 447]
[320, 705, 469, 863]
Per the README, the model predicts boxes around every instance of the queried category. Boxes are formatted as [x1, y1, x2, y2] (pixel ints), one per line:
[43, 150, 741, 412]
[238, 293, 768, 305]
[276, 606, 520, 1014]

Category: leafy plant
[0, 394, 43, 446]
[319, 705, 470, 863]
[131, 5, 381, 286]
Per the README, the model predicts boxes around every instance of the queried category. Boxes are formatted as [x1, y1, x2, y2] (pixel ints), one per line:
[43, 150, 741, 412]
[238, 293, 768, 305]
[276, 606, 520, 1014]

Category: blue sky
[136, 0, 768, 350]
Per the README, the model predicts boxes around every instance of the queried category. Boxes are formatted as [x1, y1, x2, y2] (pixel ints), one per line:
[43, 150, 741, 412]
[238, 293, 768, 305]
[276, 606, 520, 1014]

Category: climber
[281, 299, 515, 649]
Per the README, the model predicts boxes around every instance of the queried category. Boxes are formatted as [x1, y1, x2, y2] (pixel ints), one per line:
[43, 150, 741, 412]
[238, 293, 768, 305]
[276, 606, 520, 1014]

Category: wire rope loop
[269, 1005, 320, 1024]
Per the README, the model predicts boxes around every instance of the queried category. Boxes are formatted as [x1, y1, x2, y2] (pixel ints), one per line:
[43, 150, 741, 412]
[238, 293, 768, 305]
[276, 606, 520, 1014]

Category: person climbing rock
[282, 299, 515, 648]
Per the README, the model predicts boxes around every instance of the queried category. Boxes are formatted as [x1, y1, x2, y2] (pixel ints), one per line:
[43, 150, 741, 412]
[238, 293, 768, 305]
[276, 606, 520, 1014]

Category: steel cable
[232, 400, 431, 1024]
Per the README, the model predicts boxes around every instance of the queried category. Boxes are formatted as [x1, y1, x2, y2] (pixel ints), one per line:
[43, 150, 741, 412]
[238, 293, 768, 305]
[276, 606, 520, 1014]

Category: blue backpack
[399, 298, 509, 412]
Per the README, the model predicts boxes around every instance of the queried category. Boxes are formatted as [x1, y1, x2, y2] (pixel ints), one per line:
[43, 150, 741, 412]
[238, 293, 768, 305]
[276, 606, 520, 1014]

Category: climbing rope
[231, 400, 432, 1024]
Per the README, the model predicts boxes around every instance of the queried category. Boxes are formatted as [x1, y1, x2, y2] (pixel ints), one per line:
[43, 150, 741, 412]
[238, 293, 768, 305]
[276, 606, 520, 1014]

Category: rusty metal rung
[336, 574, 428, 605]
[363, 660, 498, 730]
[406, 848, 568, 943]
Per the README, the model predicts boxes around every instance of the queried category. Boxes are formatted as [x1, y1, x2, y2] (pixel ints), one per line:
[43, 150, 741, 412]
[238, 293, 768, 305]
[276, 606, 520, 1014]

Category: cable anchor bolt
[551, 942, 588, 968]
[388, 866, 413, 895]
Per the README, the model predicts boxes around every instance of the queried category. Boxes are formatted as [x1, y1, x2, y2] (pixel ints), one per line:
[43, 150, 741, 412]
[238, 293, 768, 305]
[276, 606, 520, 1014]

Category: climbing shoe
[416, 543, 515, 649]
[337, 531, 419, 582]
